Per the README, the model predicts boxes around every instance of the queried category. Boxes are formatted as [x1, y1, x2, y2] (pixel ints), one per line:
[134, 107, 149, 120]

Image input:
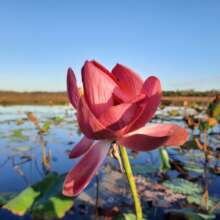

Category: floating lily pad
[133, 164, 158, 176]
[187, 195, 219, 211]
[0, 131, 4, 138]
[184, 162, 204, 174]
[114, 213, 147, 220]
[184, 151, 205, 159]
[12, 146, 32, 152]
[40, 117, 63, 133]
[182, 140, 200, 150]
[0, 192, 17, 206]
[4, 172, 73, 219]
[168, 109, 181, 117]
[10, 129, 29, 141]
[123, 213, 137, 220]
[40, 120, 51, 133]
[163, 178, 202, 195]
[165, 208, 216, 220]
[16, 119, 24, 125]
[52, 116, 63, 124]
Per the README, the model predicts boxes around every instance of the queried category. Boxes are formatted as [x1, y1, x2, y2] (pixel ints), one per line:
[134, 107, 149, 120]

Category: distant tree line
[163, 89, 220, 97]
[0, 90, 219, 105]
[0, 90, 219, 97]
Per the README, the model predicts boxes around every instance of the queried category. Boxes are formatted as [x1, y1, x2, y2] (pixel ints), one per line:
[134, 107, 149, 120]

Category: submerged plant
[64, 60, 188, 219]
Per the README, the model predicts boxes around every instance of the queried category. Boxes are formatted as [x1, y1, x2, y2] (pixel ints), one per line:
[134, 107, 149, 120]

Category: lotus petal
[77, 97, 115, 139]
[63, 140, 110, 196]
[99, 94, 145, 132]
[112, 64, 143, 101]
[69, 136, 94, 159]
[82, 61, 118, 116]
[118, 124, 188, 151]
[127, 76, 161, 132]
[67, 68, 80, 109]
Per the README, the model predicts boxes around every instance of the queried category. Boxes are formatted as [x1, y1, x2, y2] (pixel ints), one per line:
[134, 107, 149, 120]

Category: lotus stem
[119, 145, 143, 220]
[204, 130, 208, 162]
[95, 173, 100, 220]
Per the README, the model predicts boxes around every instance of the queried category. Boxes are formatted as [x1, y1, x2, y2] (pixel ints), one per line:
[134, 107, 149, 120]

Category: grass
[0, 91, 67, 105]
[0, 91, 218, 106]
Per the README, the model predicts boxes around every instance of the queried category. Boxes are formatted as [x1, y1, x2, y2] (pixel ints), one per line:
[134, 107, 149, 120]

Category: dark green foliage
[4, 172, 73, 219]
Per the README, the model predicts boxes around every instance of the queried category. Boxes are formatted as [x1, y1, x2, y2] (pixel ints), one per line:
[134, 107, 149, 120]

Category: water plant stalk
[119, 145, 143, 220]
[95, 173, 100, 220]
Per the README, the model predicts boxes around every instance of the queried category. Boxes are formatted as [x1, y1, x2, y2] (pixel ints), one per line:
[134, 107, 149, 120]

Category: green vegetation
[0, 90, 219, 105]
[165, 209, 216, 220]
[163, 90, 220, 97]
[3, 172, 73, 219]
[163, 178, 202, 195]
[10, 129, 29, 141]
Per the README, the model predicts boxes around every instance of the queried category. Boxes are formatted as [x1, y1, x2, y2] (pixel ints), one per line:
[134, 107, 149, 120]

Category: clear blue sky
[0, 0, 220, 91]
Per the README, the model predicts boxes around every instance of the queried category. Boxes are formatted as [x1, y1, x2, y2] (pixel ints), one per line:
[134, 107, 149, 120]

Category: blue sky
[0, 0, 220, 91]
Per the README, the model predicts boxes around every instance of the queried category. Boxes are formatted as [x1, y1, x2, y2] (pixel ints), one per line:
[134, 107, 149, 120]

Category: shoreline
[0, 91, 217, 106]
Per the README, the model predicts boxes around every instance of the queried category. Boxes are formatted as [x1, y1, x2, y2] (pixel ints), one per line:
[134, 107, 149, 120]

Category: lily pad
[52, 116, 63, 124]
[114, 213, 147, 220]
[165, 208, 216, 220]
[184, 151, 205, 159]
[187, 195, 218, 211]
[12, 146, 32, 152]
[163, 178, 202, 195]
[10, 129, 29, 141]
[182, 140, 200, 150]
[184, 162, 204, 174]
[4, 172, 73, 219]
[40, 120, 51, 133]
[168, 109, 181, 117]
[16, 119, 24, 125]
[133, 164, 158, 176]
[0, 192, 17, 206]
[123, 213, 137, 220]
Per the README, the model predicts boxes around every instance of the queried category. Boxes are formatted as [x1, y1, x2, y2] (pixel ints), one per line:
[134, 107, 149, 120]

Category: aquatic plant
[63, 60, 188, 219]
[4, 173, 73, 219]
[208, 95, 220, 122]
[184, 102, 220, 212]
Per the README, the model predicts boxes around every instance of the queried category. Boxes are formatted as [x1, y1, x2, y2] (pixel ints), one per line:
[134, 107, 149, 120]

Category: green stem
[119, 145, 143, 220]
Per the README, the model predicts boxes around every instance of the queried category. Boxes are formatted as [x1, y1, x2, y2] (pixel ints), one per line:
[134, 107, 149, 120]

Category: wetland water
[0, 105, 220, 219]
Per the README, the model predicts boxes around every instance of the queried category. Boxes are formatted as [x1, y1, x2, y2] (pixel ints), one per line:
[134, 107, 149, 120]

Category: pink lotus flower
[63, 60, 188, 196]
